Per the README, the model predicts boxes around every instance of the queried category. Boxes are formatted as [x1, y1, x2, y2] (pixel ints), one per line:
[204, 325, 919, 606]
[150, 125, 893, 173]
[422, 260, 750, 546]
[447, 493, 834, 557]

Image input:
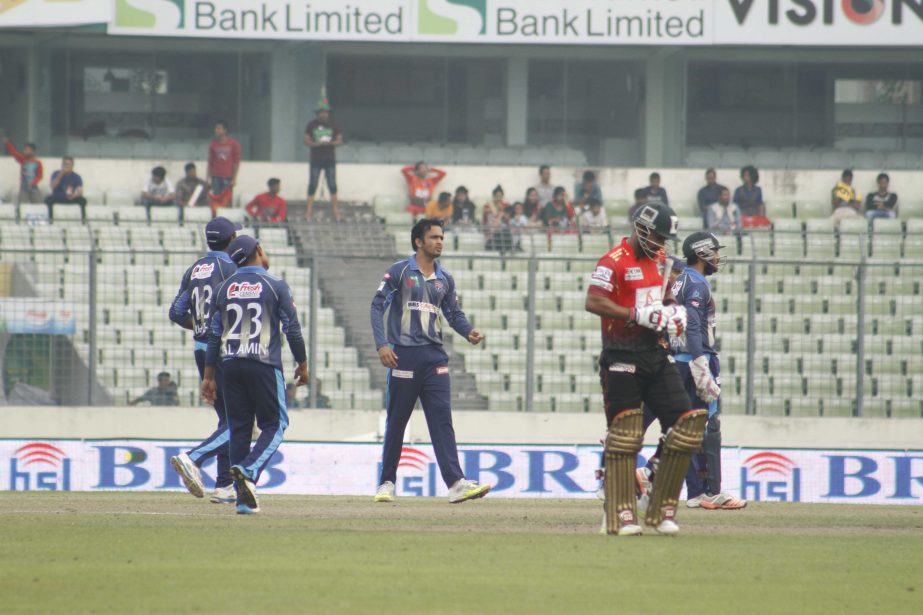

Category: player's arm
[278, 282, 309, 385]
[683, 285, 720, 403]
[370, 266, 400, 367]
[584, 261, 665, 331]
[167, 269, 194, 330]
[201, 301, 224, 403]
[441, 275, 482, 344]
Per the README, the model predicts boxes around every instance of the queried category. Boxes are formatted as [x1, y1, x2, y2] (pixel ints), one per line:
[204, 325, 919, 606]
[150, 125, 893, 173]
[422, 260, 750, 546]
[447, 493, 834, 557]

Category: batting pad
[604, 408, 644, 534]
[645, 409, 707, 527]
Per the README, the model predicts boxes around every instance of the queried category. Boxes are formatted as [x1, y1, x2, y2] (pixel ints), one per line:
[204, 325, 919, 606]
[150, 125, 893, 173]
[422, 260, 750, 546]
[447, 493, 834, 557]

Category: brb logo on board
[9, 442, 71, 491]
[729, 0, 922, 26]
[418, 0, 486, 35]
[740, 451, 801, 502]
[378, 447, 440, 496]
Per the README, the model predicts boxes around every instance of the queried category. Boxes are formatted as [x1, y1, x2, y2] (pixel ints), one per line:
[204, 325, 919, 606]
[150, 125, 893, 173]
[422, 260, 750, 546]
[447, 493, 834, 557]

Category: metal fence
[1, 222, 921, 418]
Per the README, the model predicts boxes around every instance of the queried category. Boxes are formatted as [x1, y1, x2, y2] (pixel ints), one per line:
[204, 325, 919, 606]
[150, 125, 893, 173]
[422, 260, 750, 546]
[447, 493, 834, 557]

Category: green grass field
[1, 493, 921, 614]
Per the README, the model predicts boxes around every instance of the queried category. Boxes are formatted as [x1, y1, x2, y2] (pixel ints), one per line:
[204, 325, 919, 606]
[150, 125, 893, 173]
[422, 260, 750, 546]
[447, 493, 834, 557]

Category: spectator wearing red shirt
[206, 120, 241, 214]
[4, 138, 43, 204]
[245, 178, 287, 223]
[402, 161, 446, 216]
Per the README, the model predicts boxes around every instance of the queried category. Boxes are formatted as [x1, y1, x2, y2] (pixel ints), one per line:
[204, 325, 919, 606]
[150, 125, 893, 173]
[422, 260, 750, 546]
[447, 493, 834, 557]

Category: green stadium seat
[796, 201, 829, 219]
[821, 397, 854, 417]
[861, 399, 889, 418]
[890, 399, 922, 418]
[898, 201, 923, 221]
[754, 396, 787, 416]
[788, 398, 821, 417]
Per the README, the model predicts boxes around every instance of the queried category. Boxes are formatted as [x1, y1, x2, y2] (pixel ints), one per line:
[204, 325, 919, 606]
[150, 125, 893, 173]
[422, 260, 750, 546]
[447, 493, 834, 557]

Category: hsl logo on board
[9, 442, 71, 491]
[741, 451, 801, 502]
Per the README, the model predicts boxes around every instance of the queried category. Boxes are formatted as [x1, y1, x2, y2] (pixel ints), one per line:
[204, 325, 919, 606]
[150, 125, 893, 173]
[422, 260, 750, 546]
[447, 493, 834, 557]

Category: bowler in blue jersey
[370, 218, 491, 504]
[201, 235, 308, 514]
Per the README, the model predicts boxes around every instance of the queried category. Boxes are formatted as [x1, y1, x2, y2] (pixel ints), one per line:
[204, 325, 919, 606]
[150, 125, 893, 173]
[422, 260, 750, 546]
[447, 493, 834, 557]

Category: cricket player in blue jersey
[201, 235, 308, 514]
[167, 217, 240, 503]
[370, 218, 491, 504]
[654, 232, 746, 510]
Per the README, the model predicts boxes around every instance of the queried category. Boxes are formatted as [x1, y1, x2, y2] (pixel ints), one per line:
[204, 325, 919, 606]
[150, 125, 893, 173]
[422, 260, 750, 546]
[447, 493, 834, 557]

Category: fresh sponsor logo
[191, 262, 214, 280]
[380, 446, 440, 496]
[9, 442, 71, 491]
[391, 369, 414, 379]
[741, 451, 801, 502]
[227, 281, 262, 299]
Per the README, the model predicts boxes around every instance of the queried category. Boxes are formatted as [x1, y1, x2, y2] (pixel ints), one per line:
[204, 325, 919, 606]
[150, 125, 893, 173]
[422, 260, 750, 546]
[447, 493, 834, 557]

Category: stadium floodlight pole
[855, 235, 867, 418]
[525, 253, 537, 413]
[88, 248, 98, 405]
[745, 233, 757, 416]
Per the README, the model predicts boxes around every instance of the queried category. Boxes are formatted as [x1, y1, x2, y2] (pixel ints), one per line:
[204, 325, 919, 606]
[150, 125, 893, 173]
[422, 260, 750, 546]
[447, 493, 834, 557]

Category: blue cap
[228, 235, 259, 266]
[205, 217, 243, 249]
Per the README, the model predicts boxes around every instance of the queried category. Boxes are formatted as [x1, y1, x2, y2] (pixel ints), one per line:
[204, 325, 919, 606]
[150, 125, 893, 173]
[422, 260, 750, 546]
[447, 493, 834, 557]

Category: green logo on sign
[418, 0, 486, 35]
[115, 0, 184, 29]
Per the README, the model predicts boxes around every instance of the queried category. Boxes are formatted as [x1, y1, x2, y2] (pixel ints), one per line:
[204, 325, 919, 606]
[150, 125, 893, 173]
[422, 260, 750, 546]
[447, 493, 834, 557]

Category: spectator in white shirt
[580, 198, 608, 233]
[706, 188, 741, 234]
[534, 164, 554, 207]
[141, 166, 175, 213]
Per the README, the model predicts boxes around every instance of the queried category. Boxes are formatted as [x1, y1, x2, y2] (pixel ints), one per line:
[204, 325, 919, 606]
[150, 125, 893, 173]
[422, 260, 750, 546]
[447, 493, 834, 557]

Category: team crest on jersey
[191, 263, 215, 280]
[624, 267, 644, 281]
[227, 282, 262, 299]
[671, 279, 684, 295]
[434, 280, 445, 292]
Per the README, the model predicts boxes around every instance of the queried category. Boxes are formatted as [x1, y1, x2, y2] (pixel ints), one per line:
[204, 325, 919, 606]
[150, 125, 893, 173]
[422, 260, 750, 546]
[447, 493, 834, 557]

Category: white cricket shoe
[686, 494, 706, 508]
[619, 524, 644, 536]
[374, 481, 395, 503]
[448, 479, 491, 503]
[170, 453, 204, 498]
[654, 520, 680, 535]
[210, 484, 236, 504]
[230, 465, 258, 510]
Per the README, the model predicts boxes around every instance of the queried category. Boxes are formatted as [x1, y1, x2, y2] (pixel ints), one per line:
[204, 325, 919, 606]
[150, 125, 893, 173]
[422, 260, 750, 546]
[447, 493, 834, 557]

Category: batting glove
[632, 302, 666, 332]
[662, 305, 687, 337]
[690, 355, 721, 403]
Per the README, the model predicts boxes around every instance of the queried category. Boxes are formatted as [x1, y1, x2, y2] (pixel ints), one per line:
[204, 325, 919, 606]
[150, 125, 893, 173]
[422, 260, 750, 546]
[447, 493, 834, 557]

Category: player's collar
[237, 265, 267, 273]
[207, 250, 234, 262]
[408, 253, 445, 280]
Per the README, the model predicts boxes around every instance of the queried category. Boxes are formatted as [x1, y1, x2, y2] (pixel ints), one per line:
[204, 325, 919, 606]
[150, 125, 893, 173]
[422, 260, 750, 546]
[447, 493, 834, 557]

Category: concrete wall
[2, 159, 920, 211]
[1, 406, 921, 449]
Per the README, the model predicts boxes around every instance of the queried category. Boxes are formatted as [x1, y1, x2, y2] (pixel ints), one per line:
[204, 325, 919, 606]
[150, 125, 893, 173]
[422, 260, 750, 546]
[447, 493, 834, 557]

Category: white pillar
[271, 45, 326, 162]
[506, 56, 528, 147]
[643, 51, 685, 168]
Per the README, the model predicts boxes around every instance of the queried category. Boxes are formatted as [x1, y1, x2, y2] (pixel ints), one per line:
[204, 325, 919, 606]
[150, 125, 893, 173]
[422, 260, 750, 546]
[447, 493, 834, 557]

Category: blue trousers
[379, 344, 464, 488]
[221, 359, 288, 484]
[186, 346, 232, 488]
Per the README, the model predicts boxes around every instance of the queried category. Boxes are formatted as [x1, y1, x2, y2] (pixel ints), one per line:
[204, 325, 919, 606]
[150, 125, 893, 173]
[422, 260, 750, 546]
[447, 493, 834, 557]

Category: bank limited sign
[101, 0, 923, 46]
[3, 440, 922, 505]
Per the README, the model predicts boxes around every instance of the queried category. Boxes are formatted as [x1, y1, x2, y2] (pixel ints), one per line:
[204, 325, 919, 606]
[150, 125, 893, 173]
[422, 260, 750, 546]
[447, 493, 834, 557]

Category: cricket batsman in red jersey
[585, 203, 707, 536]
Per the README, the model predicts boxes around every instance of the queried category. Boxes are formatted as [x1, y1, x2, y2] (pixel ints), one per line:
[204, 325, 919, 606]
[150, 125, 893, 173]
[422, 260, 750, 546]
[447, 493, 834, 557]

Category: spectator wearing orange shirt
[402, 161, 446, 216]
[245, 178, 287, 223]
[425, 191, 454, 224]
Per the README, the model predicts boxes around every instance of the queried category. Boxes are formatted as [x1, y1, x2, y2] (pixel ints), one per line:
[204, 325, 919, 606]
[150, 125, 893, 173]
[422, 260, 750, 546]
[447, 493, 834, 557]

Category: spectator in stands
[44, 156, 87, 221]
[580, 198, 608, 233]
[523, 187, 543, 222]
[627, 188, 647, 222]
[637, 172, 669, 205]
[426, 191, 454, 224]
[245, 178, 287, 223]
[541, 187, 575, 229]
[4, 138, 43, 204]
[865, 173, 898, 221]
[733, 165, 766, 219]
[534, 164, 554, 206]
[831, 169, 862, 226]
[697, 168, 726, 224]
[402, 161, 446, 217]
[304, 96, 342, 222]
[286, 383, 302, 409]
[574, 170, 603, 214]
[141, 166, 176, 214]
[482, 196, 513, 252]
[129, 371, 179, 406]
[508, 201, 530, 230]
[206, 120, 240, 214]
[175, 163, 208, 207]
[706, 187, 741, 234]
[451, 186, 477, 228]
[487, 185, 509, 215]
